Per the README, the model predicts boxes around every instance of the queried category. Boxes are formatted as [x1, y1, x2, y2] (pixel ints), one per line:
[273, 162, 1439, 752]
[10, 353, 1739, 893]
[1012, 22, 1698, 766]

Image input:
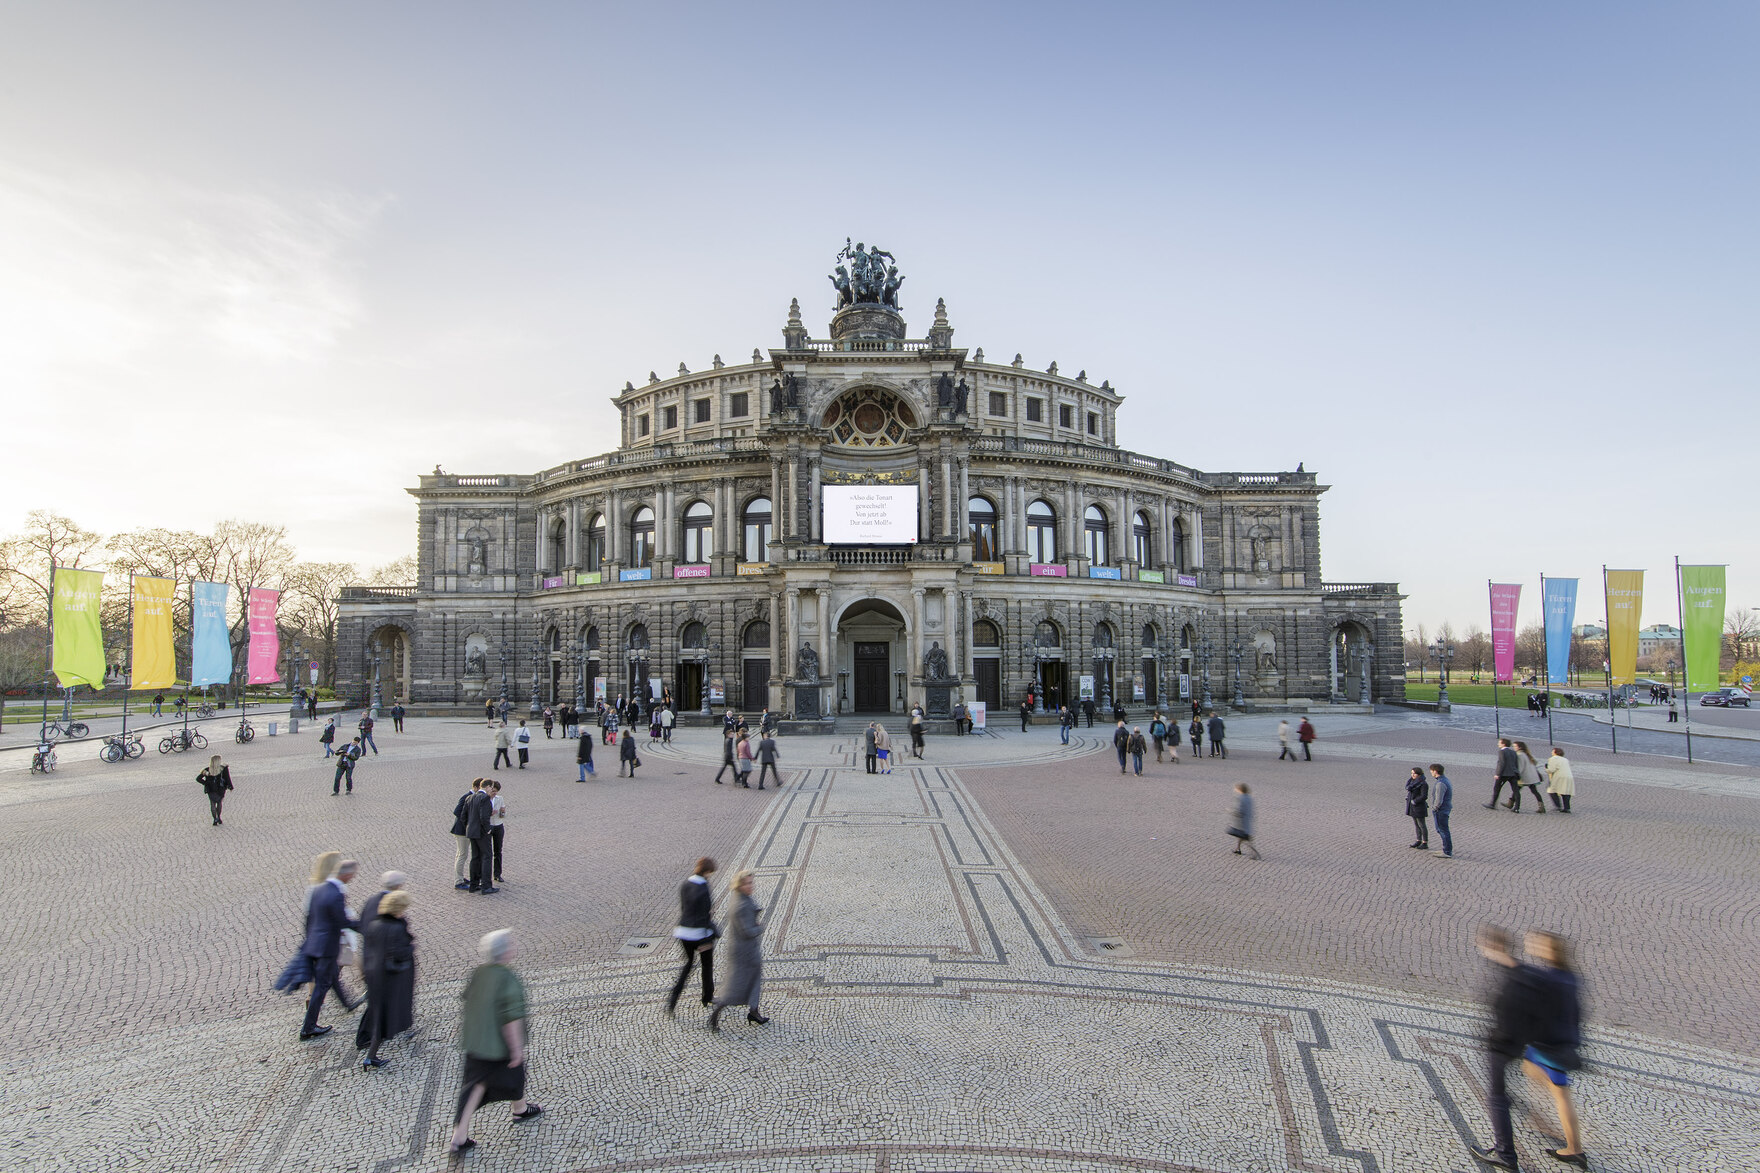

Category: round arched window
[822, 387, 918, 448]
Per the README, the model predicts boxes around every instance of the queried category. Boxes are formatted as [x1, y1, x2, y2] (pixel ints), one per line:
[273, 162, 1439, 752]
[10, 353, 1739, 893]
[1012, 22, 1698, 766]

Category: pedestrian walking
[360, 870, 407, 925]
[909, 703, 926, 758]
[1207, 712, 1227, 759]
[1149, 713, 1168, 762]
[493, 724, 513, 770]
[333, 738, 362, 794]
[708, 870, 770, 1031]
[1544, 747, 1575, 812]
[449, 931, 544, 1156]
[756, 732, 781, 790]
[648, 707, 662, 745]
[1404, 767, 1429, 849]
[603, 705, 619, 745]
[1510, 742, 1545, 813]
[620, 728, 641, 778]
[1112, 719, 1130, 773]
[1083, 697, 1097, 728]
[358, 712, 378, 755]
[733, 730, 753, 786]
[298, 855, 359, 1039]
[874, 724, 892, 773]
[1127, 727, 1147, 775]
[467, 779, 497, 894]
[452, 780, 482, 888]
[307, 692, 319, 721]
[1189, 715, 1204, 759]
[541, 708, 554, 739]
[319, 717, 337, 757]
[1428, 764, 1454, 858]
[1164, 711, 1181, 762]
[497, 697, 511, 723]
[152, 692, 164, 716]
[1520, 930, 1588, 1168]
[665, 857, 718, 1015]
[1059, 704, 1073, 745]
[1277, 719, 1294, 760]
[1298, 717, 1316, 760]
[1467, 924, 1539, 1170]
[660, 704, 675, 743]
[514, 720, 532, 769]
[197, 754, 234, 825]
[1228, 783, 1260, 858]
[863, 722, 879, 774]
[1486, 738, 1520, 810]
[390, 702, 405, 733]
[1019, 697, 1032, 732]
[576, 729, 596, 781]
[487, 780, 507, 884]
[355, 888, 415, 1069]
[714, 728, 737, 783]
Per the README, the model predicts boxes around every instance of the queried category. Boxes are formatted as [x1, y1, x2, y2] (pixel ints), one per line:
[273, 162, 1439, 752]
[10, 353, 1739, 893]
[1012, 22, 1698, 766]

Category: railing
[451, 475, 520, 487]
[340, 585, 418, 602]
[535, 438, 772, 482]
[804, 338, 930, 353]
[828, 547, 913, 566]
[1321, 582, 1400, 596]
[1203, 471, 1318, 487]
[968, 435, 1203, 481]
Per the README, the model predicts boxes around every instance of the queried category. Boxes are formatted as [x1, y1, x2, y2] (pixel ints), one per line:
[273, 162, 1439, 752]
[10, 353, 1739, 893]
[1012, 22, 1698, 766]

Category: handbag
[337, 928, 362, 968]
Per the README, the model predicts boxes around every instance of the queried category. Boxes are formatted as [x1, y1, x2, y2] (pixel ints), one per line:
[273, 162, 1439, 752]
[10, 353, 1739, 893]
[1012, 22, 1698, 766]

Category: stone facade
[337, 268, 1405, 716]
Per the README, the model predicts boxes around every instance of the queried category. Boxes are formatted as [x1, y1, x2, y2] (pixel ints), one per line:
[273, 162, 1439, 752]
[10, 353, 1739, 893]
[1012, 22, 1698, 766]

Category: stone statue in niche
[936, 373, 953, 408]
[770, 379, 786, 416]
[1253, 631, 1278, 672]
[464, 647, 487, 677]
[785, 373, 800, 407]
[1248, 526, 1273, 575]
[466, 537, 487, 576]
[923, 641, 950, 681]
[954, 378, 969, 416]
[795, 643, 820, 681]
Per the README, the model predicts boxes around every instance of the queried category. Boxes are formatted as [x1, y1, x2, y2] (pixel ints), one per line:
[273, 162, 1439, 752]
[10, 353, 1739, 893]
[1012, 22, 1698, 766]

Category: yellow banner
[130, 576, 178, 690]
[1604, 569, 1644, 686]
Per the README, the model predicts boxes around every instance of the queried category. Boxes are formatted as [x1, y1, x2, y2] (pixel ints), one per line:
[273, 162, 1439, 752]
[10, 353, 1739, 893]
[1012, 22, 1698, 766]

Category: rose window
[821, 387, 917, 448]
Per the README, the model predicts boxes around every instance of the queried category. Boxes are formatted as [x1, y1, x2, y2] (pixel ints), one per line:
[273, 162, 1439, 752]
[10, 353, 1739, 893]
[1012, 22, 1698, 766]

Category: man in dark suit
[300, 859, 360, 1039]
[467, 780, 497, 894]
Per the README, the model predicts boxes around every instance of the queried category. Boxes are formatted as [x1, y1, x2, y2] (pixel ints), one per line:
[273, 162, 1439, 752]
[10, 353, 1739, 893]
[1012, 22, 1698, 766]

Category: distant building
[1638, 624, 1682, 660]
[1572, 624, 1607, 640]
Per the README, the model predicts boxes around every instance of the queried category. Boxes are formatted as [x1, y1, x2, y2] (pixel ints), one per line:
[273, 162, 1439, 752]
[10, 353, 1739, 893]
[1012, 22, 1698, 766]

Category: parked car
[1699, 688, 1752, 708]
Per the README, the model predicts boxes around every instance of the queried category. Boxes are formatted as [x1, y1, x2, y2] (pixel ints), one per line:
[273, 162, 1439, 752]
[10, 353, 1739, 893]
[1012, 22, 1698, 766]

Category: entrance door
[974, 658, 1001, 708]
[1039, 661, 1066, 710]
[854, 642, 890, 712]
[675, 662, 703, 711]
[1142, 657, 1157, 706]
[742, 658, 769, 712]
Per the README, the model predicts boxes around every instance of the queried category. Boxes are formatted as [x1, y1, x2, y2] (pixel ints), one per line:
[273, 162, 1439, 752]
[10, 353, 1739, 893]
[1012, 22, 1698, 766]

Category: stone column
[809, 457, 821, 543]
[785, 587, 800, 682]
[919, 464, 931, 542]
[607, 489, 620, 565]
[942, 449, 953, 538]
[1063, 482, 1078, 562]
[770, 459, 782, 548]
[816, 588, 830, 702]
[769, 590, 782, 709]
[1122, 488, 1135, 566]
[1192, 509, 1204, 570]
[1010, 477, 1024, 556]
[785, 452, 797, 540]
[958, 461, 971, 545]
[566, 500, 579, 569]
[911, 587, 926, 702]
[961, 590, 975, 679]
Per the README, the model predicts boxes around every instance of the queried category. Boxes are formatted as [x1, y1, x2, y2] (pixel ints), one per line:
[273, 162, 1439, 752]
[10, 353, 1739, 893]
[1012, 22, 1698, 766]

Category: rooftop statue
[831, 238, 903, 310]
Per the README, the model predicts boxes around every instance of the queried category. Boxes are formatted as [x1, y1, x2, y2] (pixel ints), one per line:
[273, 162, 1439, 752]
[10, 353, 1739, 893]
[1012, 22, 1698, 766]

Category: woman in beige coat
[1544, 747, 1576, 813]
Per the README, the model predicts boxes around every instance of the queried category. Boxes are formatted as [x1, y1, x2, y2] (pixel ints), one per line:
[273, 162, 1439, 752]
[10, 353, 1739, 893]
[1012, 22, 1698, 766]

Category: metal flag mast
[1540, 572, 1555, 747]
[40, 564, 56, 741]
[120, 574, 133, 755]
[183, 578, 193, 740]
[1488, 578, 1501, 741]
[1675, 555, 1694, 765]
[1601, 565, 1616, 754]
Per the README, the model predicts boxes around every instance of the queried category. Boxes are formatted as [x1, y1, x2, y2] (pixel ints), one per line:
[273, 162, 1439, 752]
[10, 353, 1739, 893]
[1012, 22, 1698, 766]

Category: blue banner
[191, 581, 233, 686]
[1542, 577, 1577, 684]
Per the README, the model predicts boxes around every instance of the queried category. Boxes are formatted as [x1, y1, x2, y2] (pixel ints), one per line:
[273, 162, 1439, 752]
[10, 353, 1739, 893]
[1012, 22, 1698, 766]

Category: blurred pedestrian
[1127, 726, 1146, 775]
[1511, 742, 1545, 813]
[1019, 697, 1032, 732]
[1468, 924, 1536, 1170]
[1113, 719, 1130, 773]
[360, 870, 407, 923]
[664, 857, 717, 1015]
[909, 703, 926, 758]
[708, 870, 769, 1031]
[1277, 719, 1295, 761]
[1521, 930, 1587, 1168]
[660, 704, 675, 743]
[484, 698, 495, 727]
[1544, 748, 1575, 812]
[715, 727, 737, 783]
[1228, 782, 1259, 858]
[733, 730, 753, 785]
[620, 728, 640, 778]
[198, 754, 233, 825]
[756, 731, 781, 790]
[576, 728, 596, 781]
[1404, 766, 1429, 849]
[1298, 716, 1316, 760]
[1164, 711, 1181, 763]
[874, 724, 892, 774]
[1428, 764, 1454, 859]
[493, 724, 512, 770]
[355, 888, 415, 1069]
[863, 722, 878, 774]
[1189, 714, 1204, 758]
[298, 856, 359, 1040]
[1150, 712, 1168, 761]
[449, 931, 544, 1156]
[1487, 738, 1520, 810]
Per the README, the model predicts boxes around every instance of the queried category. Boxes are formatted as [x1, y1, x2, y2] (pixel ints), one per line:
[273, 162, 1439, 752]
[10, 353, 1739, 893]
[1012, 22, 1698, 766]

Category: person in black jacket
[1404, 767, 1430, 849]
[714, 729, 737, 783]
[664, 857, 717, 1015]
[1485, 739, 1520, 810]
[356, 888, 416, 1068]
[466, 780, 497, 894]
[619, 730, 639, 777]
[452, 780, 481, 890]
[575, 730, 595, 781]
[1112, 720, 1130, 773]
[1520, 930, 1587, 1167]
[198, 755, 233, 825]
[1468, 924, 1543, 1170]
[756, 734, 781, 790]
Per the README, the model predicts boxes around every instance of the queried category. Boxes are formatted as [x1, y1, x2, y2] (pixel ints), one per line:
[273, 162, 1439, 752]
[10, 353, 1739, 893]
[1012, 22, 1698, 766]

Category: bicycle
[159, 727, 209, 754]
[42, 718, 91, 740]
[235, 718, 255, 744]
[101, 732, 146, 763]
[30, 742, 58, 773]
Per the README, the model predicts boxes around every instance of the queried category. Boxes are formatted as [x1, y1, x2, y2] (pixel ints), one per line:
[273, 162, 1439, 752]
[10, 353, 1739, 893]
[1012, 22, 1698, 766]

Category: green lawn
[1403, 682, 1585, 710]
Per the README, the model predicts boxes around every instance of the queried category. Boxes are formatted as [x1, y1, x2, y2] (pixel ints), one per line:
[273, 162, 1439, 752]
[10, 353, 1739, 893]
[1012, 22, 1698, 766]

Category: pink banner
[246, 587, 281, 685]
[673, 564, 711, 579]
[1489, 583, 1522, 685]
[1029, 563, 1068, 578]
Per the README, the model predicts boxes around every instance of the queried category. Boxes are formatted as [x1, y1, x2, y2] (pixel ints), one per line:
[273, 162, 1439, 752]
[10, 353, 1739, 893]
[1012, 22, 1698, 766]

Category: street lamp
[371, 653, 383, 715]
[1230, 641, 1245, 709]
[1429, 638, 1455, 709]
[1197, 636, 1214, 709]
[498, 643, 509, 706]
[1667, 658, 1676, 688]
[529, 639, 542, 716]
[572, 638, 585, 707]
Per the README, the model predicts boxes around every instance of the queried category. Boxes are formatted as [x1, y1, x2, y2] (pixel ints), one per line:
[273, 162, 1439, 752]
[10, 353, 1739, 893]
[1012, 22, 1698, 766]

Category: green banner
[52, 567, 107, 689]
[1679, 564, 1726, 693]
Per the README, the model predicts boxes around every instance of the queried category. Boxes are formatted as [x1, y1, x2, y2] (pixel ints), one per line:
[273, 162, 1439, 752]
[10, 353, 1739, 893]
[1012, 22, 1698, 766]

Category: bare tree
[283, 561, 358, 686]
[1726, 608, 1759, 665]
[364, 554, 418, 586]
[1515, 623, 1547, 678]
[1459, 624, 1491, 682]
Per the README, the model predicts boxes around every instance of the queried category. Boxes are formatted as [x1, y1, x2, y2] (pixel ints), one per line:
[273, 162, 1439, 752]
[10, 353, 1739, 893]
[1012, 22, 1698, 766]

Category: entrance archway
[367, 624, 412, 704]
[1331, 620, 1377, 703]
[835, 597, 908, 714]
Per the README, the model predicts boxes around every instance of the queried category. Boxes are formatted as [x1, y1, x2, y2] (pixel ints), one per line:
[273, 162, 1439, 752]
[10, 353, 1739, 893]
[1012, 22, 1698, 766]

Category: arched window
[681, 501, 713, 564]
[1026, 500, 1056, 564]
[968, 497, 998, 561]
[1172, 517, 1187, 572]
[583, 625, 600, 653]
[547, 627, 562, 652]
[1033, 621, 1061, 648]
[627, 624, 650, 651]
[1093, 622, 1114, 648]
[680, 621, 706, 649]
[630, 506, 655, 568]
[973, 619, 1001, 648]
[1084, 505, 1110, 566]
[585, 514, 606, 572]
[743, 497, 773, 563]
[1133, 511, 1153, 566]
[743, 619, 770, 649]
[1142, 623, 1158, 648]
[548, 520, 566, 571]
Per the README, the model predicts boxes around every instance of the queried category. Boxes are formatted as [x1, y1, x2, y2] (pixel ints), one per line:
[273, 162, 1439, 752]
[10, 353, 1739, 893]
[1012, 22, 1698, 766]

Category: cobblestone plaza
[3, 712, 1754, 1171]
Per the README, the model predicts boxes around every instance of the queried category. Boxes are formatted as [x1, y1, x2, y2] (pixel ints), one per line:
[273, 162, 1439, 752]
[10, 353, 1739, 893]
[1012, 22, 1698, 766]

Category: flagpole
[121, 574, 133, 754]
[1602, 565, 1616, 754]
[184, 579, 193, 740]
[1676, 556, 1694, 765]
[41, 565, 56, 742]
[1541, 572, 1555, 746]
[1489, 579, 1501, 740]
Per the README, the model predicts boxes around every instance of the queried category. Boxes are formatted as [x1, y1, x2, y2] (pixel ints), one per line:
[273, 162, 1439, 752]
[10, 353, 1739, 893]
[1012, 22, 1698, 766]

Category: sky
[2, 2, 1754, 632]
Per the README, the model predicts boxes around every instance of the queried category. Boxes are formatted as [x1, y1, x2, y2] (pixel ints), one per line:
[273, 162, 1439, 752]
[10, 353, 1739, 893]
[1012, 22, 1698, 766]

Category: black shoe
[448, 1138, 476, 1157]
[1469, 1144, 1518, 1169]
[1544, 1149, 1588, 1168]
[456, 881, 470, 890]
[1409, 842, 1425, 848]
[480, 885, 498, 894]
[747, 1012, 769, 1025]
[299, 1025, 333, 1040]
[708, 1006, 723, 1032]
[361, 1056, 388, 1069]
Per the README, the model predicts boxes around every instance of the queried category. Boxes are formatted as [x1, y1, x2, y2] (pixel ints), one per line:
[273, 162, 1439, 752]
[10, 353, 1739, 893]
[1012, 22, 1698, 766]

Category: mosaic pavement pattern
[6, 740, 1756, 1173]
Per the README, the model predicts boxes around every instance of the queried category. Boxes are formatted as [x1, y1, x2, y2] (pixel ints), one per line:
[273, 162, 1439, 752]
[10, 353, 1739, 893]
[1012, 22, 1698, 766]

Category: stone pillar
[1122, 489, 1135, 565]
[809, 457, 821, 543]
[958, 461, 970, 545]
[911, 587, 926, 704]
[785, 453, 797, 540]
[607, 489, 620, 565]
[785, 587, 800, 681]
[918, 464, 931, 542]
[1063, 482, 1078, 563]
[1192, 509, 1204, 570]
[816, 588, 830, 699]
[769, 590, 782, 709]
[770, 459, 782, 547]
[567, 500, 579, 569]
[942, 450, 953, 538]
[961, 590, 975, 679]
[1010, 477, 1025, 556]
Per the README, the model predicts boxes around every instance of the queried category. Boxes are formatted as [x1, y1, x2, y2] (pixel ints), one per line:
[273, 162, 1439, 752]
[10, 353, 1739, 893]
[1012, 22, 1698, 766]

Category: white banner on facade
[822, 485, 919, 544]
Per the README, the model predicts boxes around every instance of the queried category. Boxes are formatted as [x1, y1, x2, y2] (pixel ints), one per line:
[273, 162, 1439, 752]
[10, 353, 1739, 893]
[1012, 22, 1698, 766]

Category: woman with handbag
[355, 888, 416, 1069]
[198, 754, 233, 825]
[1228, 782, 1260, 859]
[450, 930, 544, 1155]
[620, 727, 641, 777]
[708, 871, 770, 1031]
